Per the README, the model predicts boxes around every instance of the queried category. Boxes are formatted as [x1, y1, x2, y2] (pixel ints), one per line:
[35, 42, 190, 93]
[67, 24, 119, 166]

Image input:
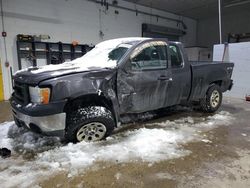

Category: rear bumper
[228, 79, 233, 90]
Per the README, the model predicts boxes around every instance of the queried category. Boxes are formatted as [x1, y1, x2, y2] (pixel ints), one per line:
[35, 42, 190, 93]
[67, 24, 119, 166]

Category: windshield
[80, 43, 132, 66]
[69, 40, 135, 69]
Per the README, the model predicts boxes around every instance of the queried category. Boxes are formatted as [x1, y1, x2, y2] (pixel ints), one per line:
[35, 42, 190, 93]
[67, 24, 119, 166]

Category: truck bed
[188, 61, 234, 101]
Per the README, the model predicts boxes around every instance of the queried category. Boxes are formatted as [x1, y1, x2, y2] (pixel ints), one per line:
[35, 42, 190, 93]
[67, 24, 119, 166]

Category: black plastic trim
[10, 97, 67, 117]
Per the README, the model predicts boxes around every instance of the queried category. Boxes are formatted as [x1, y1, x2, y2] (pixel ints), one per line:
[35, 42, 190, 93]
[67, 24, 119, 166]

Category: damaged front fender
[40, 69, 120, 124]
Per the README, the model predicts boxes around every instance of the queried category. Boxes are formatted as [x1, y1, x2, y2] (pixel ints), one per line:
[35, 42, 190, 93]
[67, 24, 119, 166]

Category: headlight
[29, 86, 51, 104]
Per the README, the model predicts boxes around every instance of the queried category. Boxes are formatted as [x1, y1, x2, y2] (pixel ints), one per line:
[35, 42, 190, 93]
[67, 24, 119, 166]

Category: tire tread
[200, 84, 222, 113]
[65, 106, 115, 143]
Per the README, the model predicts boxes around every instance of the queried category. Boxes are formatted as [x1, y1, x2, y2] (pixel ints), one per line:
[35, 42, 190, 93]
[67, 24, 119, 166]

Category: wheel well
[210, 80, 222, 87]
[64, 94, 116, 121]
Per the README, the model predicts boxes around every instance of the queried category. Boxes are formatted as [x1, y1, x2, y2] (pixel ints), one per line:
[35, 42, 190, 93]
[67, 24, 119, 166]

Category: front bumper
[10, 98, 67, 137]
[13, 109, 66, 137]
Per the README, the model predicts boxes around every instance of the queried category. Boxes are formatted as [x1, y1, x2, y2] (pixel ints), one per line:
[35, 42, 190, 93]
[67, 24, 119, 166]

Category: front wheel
[200, 85, 222, 113]
[65, 106, 115, 143]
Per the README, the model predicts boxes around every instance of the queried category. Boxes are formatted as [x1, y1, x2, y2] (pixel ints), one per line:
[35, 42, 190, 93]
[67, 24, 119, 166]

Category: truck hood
[14, 62, 115, 85]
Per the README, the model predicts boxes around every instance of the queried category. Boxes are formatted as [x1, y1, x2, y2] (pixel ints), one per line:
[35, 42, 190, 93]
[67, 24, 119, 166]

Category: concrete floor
[0, 97, 250, 188]
[0, 101, 12, 123]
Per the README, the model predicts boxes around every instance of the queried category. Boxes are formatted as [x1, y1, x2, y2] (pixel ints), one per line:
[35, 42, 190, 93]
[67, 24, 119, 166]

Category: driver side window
[130, 42, 167, 71]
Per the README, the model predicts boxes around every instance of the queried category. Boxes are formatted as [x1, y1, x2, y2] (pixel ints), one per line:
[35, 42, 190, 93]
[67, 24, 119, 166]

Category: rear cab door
[167, 43, 192, 106]
[117, 40, 172, 114]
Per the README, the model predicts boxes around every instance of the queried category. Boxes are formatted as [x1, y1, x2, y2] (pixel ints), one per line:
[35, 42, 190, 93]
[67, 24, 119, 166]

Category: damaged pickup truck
[11, 37, 234, 142]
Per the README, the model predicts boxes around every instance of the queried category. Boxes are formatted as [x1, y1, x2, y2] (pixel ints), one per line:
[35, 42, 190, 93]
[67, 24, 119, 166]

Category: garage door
[142, 31, 180, 41]
[142, 23, 185, 41]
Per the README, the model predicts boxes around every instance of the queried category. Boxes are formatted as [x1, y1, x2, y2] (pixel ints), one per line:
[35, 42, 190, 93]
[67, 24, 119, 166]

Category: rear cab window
[169, 44, 183, 68]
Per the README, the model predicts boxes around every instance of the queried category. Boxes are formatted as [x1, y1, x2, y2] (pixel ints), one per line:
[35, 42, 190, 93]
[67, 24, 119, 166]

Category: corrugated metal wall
[213, 42, 250, 98]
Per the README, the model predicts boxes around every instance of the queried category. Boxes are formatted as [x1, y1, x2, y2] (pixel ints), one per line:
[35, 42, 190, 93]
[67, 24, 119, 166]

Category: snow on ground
[0, 111, 233, 188]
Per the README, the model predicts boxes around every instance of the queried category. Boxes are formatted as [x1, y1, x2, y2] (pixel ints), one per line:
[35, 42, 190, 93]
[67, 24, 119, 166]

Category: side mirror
[119, 59, 132, 74]
[131, 60, 141, 70]
[131, 56, 138, 62]
[131, 61, 138, 69]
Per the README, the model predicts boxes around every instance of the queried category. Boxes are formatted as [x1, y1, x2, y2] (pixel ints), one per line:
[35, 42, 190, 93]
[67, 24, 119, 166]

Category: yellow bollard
[0, 63, 4, 101]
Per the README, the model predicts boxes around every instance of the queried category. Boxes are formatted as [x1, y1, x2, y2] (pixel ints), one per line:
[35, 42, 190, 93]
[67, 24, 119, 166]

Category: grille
[13, 81, 30, 105]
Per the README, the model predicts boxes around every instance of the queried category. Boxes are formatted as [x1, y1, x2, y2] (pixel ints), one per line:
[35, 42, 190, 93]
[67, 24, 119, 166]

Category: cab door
[117, 41, 172, 114]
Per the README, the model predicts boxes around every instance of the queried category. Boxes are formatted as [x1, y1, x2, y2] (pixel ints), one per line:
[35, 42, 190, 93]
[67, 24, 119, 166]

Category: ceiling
[124, 0, 250, 20]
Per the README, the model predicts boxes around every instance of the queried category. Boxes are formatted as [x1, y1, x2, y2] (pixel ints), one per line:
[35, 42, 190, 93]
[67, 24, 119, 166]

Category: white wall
[213, 42, 250, 98]
[0, 0, 197, 100]
[197, 10, 250, 49]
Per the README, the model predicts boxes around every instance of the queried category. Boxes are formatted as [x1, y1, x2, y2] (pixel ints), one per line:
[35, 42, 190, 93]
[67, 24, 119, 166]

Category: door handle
[158, 76, 173, 81]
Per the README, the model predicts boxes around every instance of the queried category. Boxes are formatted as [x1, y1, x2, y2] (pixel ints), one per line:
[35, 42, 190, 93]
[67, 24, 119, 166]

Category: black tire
[65, 106, 115, 143]
[200, 84, 222, 113]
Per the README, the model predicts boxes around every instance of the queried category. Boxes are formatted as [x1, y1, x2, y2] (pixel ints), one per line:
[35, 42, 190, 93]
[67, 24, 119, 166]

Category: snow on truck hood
[15, 37, 150, 76]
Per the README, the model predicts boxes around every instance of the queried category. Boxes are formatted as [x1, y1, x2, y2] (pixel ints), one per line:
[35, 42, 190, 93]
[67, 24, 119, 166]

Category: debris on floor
[246, 95, 250, 101]
[0, 148, 11, 158]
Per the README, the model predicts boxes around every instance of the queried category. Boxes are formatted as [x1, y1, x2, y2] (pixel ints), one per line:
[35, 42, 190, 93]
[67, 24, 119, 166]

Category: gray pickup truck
[10, 38, 234, 142]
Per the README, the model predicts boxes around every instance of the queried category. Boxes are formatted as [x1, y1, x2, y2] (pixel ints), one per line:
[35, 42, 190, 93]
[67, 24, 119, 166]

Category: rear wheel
[200, 85, 222, 113]
[65, 106, 115, 143]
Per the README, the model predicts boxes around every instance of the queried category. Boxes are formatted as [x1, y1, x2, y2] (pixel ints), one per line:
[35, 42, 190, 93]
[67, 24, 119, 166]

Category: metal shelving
[16, 39, 94, 70]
